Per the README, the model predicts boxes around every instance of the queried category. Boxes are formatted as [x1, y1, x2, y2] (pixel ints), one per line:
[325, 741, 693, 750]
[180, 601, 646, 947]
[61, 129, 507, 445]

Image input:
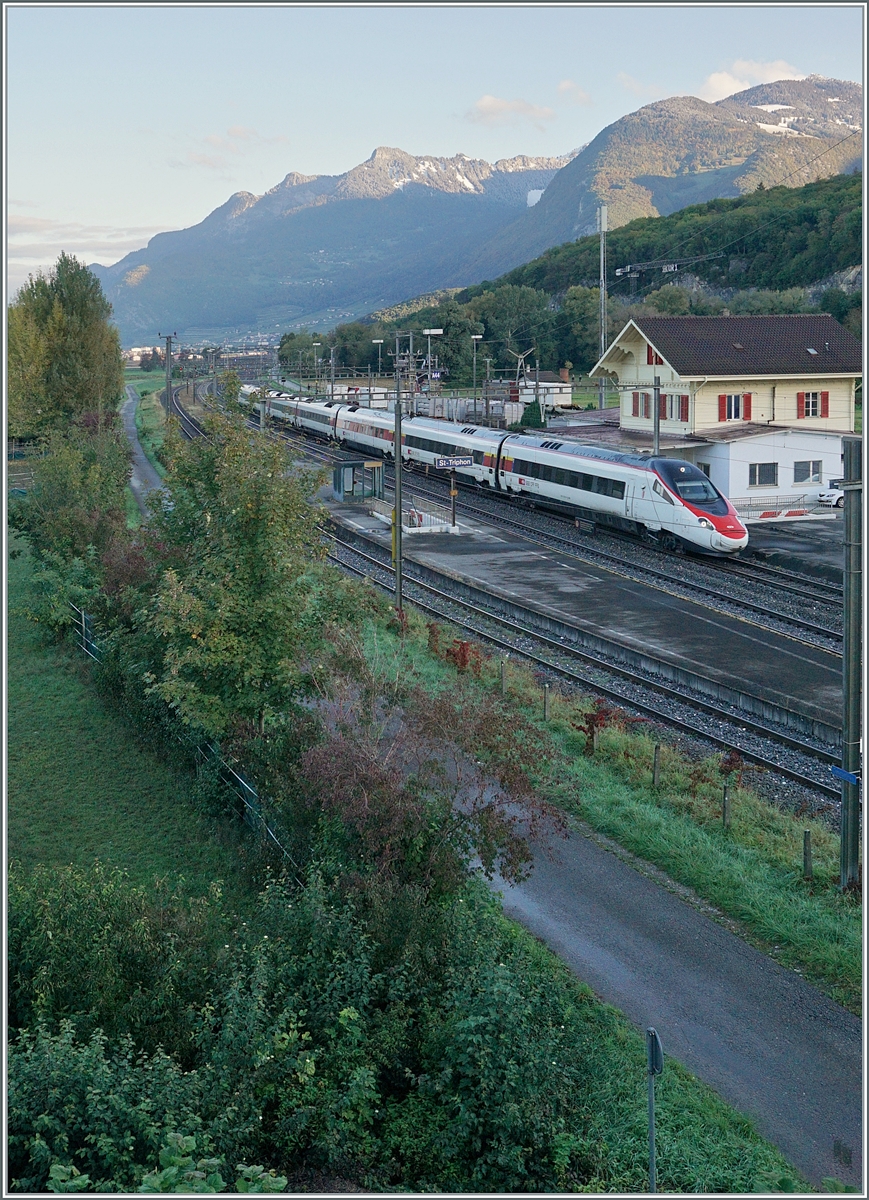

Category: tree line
[278, 171, 861, 382]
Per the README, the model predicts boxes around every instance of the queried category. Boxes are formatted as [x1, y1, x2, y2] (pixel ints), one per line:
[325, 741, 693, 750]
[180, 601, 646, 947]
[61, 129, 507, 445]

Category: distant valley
[91, 76, 862, 346]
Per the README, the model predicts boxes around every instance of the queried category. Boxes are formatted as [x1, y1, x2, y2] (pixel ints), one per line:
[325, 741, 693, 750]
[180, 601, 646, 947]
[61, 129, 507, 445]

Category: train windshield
[654, 460, 729, 515]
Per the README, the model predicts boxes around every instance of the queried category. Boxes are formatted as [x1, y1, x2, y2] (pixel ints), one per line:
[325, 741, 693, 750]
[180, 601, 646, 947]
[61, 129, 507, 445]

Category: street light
[422, 328, 442, 413]
[312, 343, 321, 395]
[372, 339, 384, 381]
[472, 334, 483, 420]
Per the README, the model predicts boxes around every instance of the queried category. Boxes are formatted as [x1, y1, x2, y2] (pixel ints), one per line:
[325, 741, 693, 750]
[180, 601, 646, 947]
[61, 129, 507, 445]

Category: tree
[141, 412, 327, 738]
[8, 253, 124, 435]
[468, 285, 556, 373]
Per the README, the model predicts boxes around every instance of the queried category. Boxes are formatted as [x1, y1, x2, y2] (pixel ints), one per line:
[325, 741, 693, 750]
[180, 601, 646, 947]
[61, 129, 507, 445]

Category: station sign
[436, 456, 473, 469]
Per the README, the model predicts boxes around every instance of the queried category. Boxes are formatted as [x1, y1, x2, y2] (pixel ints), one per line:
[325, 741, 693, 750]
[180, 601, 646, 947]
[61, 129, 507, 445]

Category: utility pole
[330, 345, 336, 404]
[472, 334, 482, 422]
[535, 359, 543, 425]
[312, 343, 320, 395]
[598, 204, 608, 410]
[393, 333, 406, 616]
[653, 374, 661, 456]
[839, 435, 862, 889]
[158, 331, 177, 414]
[373, 338, 383, 380]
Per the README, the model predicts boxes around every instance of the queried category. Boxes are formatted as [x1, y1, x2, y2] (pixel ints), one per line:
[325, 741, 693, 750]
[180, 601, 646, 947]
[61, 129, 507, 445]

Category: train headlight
[697, 518, 712, 530]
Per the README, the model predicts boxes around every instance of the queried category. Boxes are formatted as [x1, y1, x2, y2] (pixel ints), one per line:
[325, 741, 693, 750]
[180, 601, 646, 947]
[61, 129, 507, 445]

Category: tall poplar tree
[7, 253, 124, 437]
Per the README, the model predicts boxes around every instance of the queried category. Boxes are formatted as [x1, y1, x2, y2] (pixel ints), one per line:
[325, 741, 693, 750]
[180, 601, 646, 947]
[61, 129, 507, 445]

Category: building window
[726, 394, 741, 420]
[797, 391, 829, 418]
[749, 462, 778, 487]
[794, 460, 822, 484]
[697, 462, 711, 477]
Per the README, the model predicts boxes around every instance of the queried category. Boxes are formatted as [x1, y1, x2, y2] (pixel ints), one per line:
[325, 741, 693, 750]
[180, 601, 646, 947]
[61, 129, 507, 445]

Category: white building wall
[684, 429, 846, 504]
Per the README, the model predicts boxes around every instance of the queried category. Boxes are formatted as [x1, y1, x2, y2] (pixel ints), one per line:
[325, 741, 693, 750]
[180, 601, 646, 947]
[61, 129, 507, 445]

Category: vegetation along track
[172, 400, 844, 803]
[327, 528, 841, 804]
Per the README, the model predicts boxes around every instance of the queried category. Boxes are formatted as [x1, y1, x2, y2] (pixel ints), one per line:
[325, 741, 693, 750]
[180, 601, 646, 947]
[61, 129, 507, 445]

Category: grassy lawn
[125, 367, 168, 396]
[7, 541, 249, 903]
[356, 595, 862, 1015]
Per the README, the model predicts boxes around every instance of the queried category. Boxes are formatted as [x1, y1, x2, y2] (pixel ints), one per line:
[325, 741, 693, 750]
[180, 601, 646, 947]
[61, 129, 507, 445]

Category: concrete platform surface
[328, 501, 842, 727]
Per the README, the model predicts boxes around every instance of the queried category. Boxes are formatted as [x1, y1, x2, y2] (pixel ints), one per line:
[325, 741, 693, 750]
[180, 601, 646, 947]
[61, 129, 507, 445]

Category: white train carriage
[400, 418, 502, 485]
[498, 437, 747, 553]
[335, 406, 397, 457]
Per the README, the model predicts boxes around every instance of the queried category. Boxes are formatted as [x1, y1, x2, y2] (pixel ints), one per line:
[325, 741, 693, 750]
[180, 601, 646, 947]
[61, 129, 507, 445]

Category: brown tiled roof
[631, 315, 862, 377]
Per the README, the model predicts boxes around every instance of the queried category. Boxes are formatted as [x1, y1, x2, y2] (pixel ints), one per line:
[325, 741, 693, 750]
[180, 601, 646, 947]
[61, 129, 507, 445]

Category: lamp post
[472, 334, 483, 421]
[372, 338, 383, 381]
[422, 328, 442, 413]
[312, 343, 321, 395]
[329, 345, 336, 404]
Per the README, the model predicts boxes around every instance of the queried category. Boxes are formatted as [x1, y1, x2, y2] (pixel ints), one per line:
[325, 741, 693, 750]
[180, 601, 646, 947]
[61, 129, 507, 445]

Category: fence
[730, 492, 830, 521]
[67, 602, 301, 879]
[368, 494, 454, 532]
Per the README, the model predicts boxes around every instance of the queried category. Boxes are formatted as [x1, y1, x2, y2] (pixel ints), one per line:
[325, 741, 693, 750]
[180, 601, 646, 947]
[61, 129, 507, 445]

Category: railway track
[374, 469, 844, 651]
[327, 530, 842, 802]
[204, 412, 844, 649]
[164, 395, 846, 805]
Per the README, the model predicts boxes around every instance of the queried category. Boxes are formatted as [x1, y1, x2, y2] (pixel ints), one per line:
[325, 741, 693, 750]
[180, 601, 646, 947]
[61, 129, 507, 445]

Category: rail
[368, 494, 453, 531]
[730, 492, 831, 521]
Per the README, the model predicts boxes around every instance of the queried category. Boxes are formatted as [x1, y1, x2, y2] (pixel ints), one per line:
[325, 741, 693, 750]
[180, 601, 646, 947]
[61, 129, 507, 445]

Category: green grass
[124, 486, 142, 529]
[133, 389, 168, 478]
[7, 542, 248, 902]
[488, 908, 808, 1192]
[353, 595, 862, 1015]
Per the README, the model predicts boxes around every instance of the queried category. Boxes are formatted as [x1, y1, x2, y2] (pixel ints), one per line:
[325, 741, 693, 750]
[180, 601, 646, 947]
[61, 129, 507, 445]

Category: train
[254, 392, 748, 555]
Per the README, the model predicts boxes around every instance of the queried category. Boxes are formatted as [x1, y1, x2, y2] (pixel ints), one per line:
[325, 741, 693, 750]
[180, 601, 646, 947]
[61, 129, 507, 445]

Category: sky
[4, 3, 864, 294]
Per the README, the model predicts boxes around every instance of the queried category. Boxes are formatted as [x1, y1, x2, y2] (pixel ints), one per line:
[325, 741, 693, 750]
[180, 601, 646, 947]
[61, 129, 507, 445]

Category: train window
[653, 479, 675, 505]
[655, 460, 727, 514]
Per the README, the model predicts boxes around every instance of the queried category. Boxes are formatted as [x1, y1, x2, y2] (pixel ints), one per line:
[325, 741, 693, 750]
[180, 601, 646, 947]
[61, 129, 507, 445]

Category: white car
[817, 487, 845, 508]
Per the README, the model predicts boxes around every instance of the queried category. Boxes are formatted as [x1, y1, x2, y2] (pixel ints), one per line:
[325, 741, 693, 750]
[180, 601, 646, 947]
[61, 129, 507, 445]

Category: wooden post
[803, 830, 813, 881]
[500, 659, 506, 696]
[592, 726, 599, 754]
[652, 744, 661, 788]
[722, 782, 731, 829]
[543, 683, 550, 721]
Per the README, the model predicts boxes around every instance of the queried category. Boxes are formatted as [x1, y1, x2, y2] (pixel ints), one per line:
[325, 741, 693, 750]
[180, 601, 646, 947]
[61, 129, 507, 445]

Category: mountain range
[92, 76, 862, 346]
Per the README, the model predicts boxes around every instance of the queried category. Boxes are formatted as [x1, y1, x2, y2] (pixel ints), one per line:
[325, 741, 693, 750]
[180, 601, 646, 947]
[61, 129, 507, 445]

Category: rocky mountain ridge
[91, 77, 861, 345]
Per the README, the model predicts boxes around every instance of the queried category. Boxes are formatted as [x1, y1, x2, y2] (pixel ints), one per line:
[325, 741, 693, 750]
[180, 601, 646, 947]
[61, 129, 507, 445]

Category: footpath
[121, 385, 165, 514]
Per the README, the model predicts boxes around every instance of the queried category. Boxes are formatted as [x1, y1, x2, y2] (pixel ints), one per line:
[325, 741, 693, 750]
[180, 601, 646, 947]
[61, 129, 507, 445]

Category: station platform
[326, 498, 841, 731]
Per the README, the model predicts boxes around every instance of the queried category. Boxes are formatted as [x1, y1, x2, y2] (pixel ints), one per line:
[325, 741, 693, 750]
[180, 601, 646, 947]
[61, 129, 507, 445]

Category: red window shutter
[680, 394, 689, 423]
[742, 393, 752, 421]
[659, 392, 667, 418]
[797, 392, 806, 419]
[718, 394, 727, 422]
[647, 345, 654, 365]
[632, 391, 640, 417]
[820, 390, 830, 418]
[643, 394, 651, 419]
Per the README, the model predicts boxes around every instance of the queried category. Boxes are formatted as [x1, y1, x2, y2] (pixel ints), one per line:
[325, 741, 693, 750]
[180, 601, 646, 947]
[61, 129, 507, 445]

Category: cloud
[698, 58, 806, 102]
[466, 94, 555, 130]
[6, 215, 170, 293]
[176, 125, 289, 171]
[617, 72, 661, 99]
[557, 79, 592, 106]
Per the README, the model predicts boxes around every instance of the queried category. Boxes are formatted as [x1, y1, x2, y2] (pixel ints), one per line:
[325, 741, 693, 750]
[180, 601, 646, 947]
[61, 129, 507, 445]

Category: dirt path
[121, 385, 165, 514]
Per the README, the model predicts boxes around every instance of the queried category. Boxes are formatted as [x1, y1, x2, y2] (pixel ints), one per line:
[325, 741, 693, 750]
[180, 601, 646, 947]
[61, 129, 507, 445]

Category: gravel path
[121, 385, 165, 514]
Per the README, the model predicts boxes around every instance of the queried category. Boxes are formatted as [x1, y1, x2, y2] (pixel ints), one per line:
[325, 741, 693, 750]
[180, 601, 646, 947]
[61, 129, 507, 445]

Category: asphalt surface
[121, 385, 165, 513]
[330, 502, 842, 727]
[747, 517, 845, 584]
[495, 825, 862, 1190]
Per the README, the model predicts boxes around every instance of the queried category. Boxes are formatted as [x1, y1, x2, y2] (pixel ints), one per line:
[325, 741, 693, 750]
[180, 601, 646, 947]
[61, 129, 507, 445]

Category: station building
[590, 313, 862, 511]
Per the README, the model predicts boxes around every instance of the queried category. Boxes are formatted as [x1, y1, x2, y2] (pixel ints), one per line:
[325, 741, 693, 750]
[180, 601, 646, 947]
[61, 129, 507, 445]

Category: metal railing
[368, 494, 453, 530]
[730, 492, 829, 520]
